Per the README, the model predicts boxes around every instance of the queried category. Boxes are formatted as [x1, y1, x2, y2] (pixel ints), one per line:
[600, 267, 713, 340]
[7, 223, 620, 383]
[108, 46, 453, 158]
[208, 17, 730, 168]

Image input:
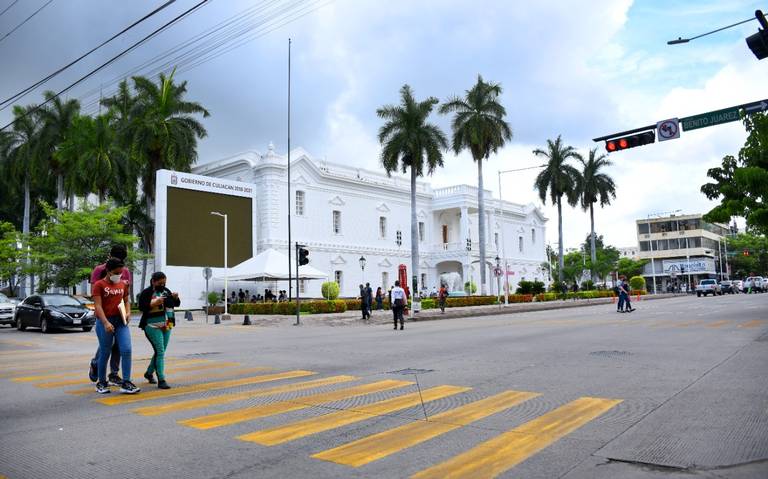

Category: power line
[0, 0, 210, 132]
[0, 0, 54, 44]
[0, 0, 177, 110]
[0, 0, 20, 19]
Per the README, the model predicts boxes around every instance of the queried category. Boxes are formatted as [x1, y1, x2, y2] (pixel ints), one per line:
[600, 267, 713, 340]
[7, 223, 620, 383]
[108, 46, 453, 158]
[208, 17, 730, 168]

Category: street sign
[681, 106, 740, 131]
[744, 99, 768, 114]
[493, 267, 503, 277]
[656, 118, 680, 141]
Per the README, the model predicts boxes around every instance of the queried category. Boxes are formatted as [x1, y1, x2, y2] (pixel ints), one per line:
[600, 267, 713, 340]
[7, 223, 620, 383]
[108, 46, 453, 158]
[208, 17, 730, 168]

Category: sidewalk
[189, 293, 685, 328]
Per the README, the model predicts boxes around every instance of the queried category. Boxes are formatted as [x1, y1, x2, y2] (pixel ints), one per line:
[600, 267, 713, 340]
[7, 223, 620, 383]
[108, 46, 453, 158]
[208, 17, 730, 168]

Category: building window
[382, 272, 389, 290]
[396, 230, 402, 246]
[333, 210, 341, 234]
[379, 217, 387, 238]
[418, 222, 425, 242]
[295, 191, 305, 216]
[442, 225, 448, 244]
[299, 279, 306, 294]
[531, 228, 536, 244]
[421, 273, 427, 290]
[518, 236, 524, 253]
[334, 270, 343, 288]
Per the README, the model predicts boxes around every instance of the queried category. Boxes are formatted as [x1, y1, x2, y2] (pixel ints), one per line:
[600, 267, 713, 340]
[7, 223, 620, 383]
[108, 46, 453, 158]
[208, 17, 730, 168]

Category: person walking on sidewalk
[375, 287, 384, 311]
[365, 283, 373, 318]
[138, 272, 180, 390]
[391, 280, 407, 330]
[92, 257, 139, 394]
[359, 284, 370, 320]
[622, 277, 635, 312]
[438, 284, 448, 313]
[89, 245, 131, 385]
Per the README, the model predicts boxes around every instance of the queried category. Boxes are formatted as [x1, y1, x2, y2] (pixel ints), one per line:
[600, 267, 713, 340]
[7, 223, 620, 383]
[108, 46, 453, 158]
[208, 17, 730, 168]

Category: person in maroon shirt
[89, 245, 132, 385]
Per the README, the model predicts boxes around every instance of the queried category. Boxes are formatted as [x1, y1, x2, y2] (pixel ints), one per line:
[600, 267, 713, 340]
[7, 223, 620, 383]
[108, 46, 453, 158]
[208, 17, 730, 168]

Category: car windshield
[44, 295, 82, 307]
[75, 297, 92, 304]
[0, 293, 9, 302]
[700, 280, 715, 285]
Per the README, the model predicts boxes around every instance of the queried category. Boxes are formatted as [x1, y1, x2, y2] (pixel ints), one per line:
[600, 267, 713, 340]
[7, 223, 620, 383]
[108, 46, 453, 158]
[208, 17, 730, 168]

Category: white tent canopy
[214, 248, 327, 281]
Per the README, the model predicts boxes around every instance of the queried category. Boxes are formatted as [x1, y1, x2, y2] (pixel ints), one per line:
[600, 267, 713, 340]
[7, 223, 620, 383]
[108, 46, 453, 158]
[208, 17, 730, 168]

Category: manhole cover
[589, 350, 632, 359]
[388, 368, 435, 375]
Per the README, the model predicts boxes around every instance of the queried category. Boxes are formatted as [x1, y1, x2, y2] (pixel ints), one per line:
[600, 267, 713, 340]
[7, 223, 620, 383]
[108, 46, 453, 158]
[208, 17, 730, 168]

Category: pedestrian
[88, 245, 131, 386]
[622, 277, 635, 312]
[230, 291, 237, 305]
[138, 272, 180, 389]
[391, 280, 407, 330]
[365, 283, 373, 318]
[438, 284, 448, 313]
[92, 257, 139, 394]
[375, 287, 384, 311]
[614, 280, 624, 313]
[238, 289, 245, 303]
[359, 284, 368, 320]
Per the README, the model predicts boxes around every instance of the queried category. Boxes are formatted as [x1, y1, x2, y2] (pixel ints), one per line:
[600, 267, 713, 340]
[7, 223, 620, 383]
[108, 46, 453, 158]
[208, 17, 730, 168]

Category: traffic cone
[243, 315, 252, 326]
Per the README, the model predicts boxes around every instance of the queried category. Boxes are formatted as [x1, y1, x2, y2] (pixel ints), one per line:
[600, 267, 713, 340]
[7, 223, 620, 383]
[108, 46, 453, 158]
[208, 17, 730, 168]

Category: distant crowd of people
[224, 288, 288, 304]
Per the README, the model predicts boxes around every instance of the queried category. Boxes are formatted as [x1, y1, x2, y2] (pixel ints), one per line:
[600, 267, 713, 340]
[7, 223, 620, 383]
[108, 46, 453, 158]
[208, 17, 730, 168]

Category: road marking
[312, 389, 540, 467]
[706, 320, 731, 329]
[411, 396, 622, 479]
[675, 320, 705, 328]
[180, 379, 413, 430]
[13, 359, 221, 384]
[237, 385, 471, 446]
[61, 365, 266, 394]
[134, 375, 358, 416]
[94, 370, 316, 405]
[737, 319, 765, 328]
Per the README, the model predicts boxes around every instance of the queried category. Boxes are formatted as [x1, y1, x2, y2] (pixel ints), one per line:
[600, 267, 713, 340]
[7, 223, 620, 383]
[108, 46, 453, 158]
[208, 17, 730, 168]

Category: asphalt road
[0, 293, 766, 479]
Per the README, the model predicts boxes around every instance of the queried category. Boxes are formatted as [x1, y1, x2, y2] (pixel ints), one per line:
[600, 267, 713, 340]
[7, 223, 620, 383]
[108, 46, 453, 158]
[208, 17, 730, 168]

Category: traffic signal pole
[295, 242, 301, 326]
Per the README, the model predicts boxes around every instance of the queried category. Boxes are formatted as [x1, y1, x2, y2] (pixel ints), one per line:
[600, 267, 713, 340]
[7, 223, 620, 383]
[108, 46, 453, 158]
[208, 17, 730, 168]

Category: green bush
[531, 280, 546, 295]
[307, 300, 347, 314]
[629, 276, 646, 291]
[536, 292, 559, 302]
[321, 281, 340, 300]
[581, 280, 595, 291]
[446, 295, 496, 307]
[419, 298, 436, 309]
[515, 281, 534, 295]
[464, 281, 477, 294]
[344, 299, 362, 310]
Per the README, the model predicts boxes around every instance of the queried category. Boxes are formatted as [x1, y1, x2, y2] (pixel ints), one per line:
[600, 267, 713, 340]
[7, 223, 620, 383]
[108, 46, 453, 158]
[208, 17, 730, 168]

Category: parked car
[14, 294, 96, 333]
[696, 279, 722, 297]
[744, 276, 766, 293]
[0, 293, 18, 326]
[719, 280, 736, 294]
[732, 280, 744, 293]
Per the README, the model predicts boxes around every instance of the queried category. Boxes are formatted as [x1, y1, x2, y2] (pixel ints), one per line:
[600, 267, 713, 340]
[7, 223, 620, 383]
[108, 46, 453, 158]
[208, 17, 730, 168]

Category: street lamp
[210, 211, 228, 317]
[495, 255, 501, 307]
[359, 256, 366, 283]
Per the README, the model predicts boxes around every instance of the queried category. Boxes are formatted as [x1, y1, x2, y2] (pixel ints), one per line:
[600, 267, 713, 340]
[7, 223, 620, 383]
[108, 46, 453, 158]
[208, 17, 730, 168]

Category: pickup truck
[696, 279, 722, 297]
[744, 276, 765, 293]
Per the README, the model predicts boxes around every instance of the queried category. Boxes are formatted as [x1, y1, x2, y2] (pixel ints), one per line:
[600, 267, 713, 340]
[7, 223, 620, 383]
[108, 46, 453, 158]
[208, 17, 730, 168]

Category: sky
[1, 0, 766, 249]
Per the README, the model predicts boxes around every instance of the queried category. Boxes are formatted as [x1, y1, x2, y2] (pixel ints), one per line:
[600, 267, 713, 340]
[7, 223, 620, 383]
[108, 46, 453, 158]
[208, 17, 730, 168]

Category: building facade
[191, 144, 548, 300]
[635, 213, 729, 293]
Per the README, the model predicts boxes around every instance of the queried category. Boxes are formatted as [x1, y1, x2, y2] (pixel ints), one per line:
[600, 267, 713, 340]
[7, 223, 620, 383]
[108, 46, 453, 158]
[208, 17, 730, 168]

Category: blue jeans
[95, 317, 132, 383]
[91, 342, 120, 374]
[617, 294, 625, 311]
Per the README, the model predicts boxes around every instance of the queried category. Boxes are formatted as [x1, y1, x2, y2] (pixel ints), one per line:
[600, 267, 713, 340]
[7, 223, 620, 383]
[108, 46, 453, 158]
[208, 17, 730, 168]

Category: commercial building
[184, 144, 548, 303]
[635, 213, 730, 293]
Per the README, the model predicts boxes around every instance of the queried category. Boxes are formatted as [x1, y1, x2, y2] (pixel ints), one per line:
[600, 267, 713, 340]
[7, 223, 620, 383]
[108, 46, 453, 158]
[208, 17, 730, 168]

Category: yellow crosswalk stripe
[180, 379, 414, 430]
[411, 396, 622, 479]
[95, 370, 316, 405]
[12, 359, 221, 384]
[0, 355, 97, 377]
[133, 375, 358, 416]
[62, 365, 266, 394]
[312, 389, 540, 467]
[706, 320, 730, 328]
[238, 384, 471, 446]
[738, 319, 765, 328]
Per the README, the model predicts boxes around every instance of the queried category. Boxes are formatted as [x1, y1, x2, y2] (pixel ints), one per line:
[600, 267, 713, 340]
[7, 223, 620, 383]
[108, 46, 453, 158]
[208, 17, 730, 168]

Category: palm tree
[578, 148, 616, 283]
[533, 135, 582, 284]
[0, 105, 45, 296]
[439, 75, 512, 295]
[377, 84, 447, 296]
[37, 92, 80, 210]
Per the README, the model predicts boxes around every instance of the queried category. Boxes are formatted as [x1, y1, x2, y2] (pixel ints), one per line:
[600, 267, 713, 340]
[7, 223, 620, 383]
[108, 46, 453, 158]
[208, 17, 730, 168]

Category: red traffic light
[743, 249, 750, 256]
[605, 131, 655, 152]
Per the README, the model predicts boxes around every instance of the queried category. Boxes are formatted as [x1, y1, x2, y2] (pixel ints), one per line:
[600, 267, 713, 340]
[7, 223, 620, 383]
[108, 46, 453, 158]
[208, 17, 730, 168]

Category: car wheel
[82, 326, 92, 332]
[40, 318, 50, 334]
[697, 292, 701, 297]
[16, 315, 26, 331]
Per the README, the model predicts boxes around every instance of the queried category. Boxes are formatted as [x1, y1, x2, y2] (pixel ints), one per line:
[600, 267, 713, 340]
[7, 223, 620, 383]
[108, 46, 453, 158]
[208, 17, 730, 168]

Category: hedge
[535, 290, 618, 302]
[229, 300, 347, 315]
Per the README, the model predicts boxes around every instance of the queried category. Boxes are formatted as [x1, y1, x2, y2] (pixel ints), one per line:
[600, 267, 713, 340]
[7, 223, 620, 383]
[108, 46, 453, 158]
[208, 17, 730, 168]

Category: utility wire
[0, 0, 54, 44]
[0, 0, 210, 132]
[0, 0, 177, 110]
[0, 0, 20, 19]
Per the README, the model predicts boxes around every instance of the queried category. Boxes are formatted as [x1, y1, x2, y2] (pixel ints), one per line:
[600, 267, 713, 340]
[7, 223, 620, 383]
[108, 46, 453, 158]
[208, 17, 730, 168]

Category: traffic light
[298, 247, 309, 265]
[605, 131, 655, 152]
[743, 249, 750, 257]
[466, 238, 472, 251]
[746, 10, 768, 60]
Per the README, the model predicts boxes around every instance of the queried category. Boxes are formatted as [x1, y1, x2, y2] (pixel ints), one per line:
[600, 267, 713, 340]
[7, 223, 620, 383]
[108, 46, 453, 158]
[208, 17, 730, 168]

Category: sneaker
[144, 372, 157, 384]
[157, 380, 171, 390]
[95, 382, 110, 394]
[89, 361, 97, 382]
[120, 380, 140, 394]
[108, 373, 123, 386]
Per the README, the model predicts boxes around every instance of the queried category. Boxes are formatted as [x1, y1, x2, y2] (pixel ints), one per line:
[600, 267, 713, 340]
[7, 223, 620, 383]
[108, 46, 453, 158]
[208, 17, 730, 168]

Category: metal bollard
[185, 310, 193, 321]
[243, 315, 251, 326]
[214, 314, 221, 324]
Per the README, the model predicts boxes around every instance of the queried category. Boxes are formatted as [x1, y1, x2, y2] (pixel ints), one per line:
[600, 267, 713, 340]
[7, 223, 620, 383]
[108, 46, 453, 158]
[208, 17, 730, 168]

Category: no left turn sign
[656, 118, 680, 141]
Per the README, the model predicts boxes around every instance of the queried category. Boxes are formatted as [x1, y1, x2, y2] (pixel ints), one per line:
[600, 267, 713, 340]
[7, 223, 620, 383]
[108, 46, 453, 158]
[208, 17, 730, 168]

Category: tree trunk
[21, 177, 31, 297]
[590, 204, 597, 284]
[410, 167, 419, 298]
[557, 196, 564, 284]
[477, 158, 487, 295]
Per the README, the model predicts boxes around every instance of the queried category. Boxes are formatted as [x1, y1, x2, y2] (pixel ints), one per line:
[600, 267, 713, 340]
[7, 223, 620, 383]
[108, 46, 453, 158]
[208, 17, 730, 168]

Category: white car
[732, 280, 744, 292]
[696, 279, 722, 297]
[0, 293, 18, 326]
[744, 276, 766, 293]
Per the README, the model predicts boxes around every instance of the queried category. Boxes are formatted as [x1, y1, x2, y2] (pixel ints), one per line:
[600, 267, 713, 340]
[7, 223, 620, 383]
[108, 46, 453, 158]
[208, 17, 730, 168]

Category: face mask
[109, 274, 121, 283]
[154, 284, 165, 292]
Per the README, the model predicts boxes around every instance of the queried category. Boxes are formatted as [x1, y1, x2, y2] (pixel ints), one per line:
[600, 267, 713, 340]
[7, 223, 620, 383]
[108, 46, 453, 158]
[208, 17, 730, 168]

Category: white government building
[191, 144, 549, 300]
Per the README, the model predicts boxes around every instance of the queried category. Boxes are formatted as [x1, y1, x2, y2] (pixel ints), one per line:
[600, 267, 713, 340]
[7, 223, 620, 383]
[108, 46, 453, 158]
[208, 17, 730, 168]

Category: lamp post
[359, 256, 366, 283]
[210, 211, 228, 317]
[495, 255, 501, 307]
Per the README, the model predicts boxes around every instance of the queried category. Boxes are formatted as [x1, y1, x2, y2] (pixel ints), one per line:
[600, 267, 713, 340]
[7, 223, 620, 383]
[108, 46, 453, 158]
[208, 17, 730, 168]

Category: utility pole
[287, 38, 292, 301]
